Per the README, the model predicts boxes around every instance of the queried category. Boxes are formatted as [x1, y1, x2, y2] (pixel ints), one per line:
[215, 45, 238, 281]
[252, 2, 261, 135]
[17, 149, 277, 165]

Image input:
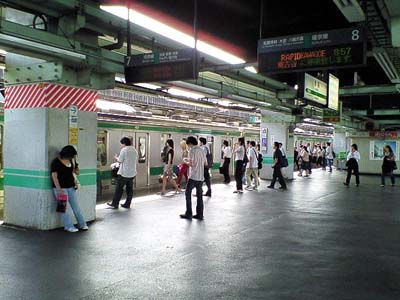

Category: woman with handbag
[221, 140, 232, 184]
[381, 145, 396, 187]
[233, 137, 246, 193]
[177, 140, 189, 188]
[344, 144, 360, 187]
[51, 145, 88, 233]
[160, 139, 181, 195]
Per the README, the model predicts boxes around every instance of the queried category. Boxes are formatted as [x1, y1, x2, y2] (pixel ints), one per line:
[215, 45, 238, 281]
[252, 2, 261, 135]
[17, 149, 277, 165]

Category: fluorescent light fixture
[101, 6, 245, 65]
[0, 34, 86, 62]
[294, 84, 299, 90]
[171, 81, 219, 94]
[167, 87, 205, 100]
[245, 66, 257, 74]
[96, 99, 136, 113]
[115, 75, 126, 83]
[134, 83, 161, 90]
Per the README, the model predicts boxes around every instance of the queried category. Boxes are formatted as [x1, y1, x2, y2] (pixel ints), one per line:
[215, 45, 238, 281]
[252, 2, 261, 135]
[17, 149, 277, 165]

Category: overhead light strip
[101, 6, 245, 65]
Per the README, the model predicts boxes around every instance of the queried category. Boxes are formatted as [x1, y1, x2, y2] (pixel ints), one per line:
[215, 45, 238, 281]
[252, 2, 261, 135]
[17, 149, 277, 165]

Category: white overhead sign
[304, 73, 327, 106]
[328, 73, 339, 111]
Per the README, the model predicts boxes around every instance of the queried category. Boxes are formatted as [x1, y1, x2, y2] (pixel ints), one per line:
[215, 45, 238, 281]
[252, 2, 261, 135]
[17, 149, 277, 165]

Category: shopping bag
[56, 193, 68, 213]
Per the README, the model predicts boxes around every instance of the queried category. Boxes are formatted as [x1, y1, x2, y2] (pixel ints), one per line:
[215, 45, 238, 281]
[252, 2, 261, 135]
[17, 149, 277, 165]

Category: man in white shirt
[107, 137, 138, 209]
[245, 141, 259, 191]
[180, 136, 207, 220]
[199, 137, 212, 197]
[326, 142, 334, 172]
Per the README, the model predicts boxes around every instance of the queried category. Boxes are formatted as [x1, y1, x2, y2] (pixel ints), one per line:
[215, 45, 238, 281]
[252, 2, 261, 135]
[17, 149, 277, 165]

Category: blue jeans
[185, 179, 203, 217]
[327, 159, 333, 172]
[53, 188, 87, 229]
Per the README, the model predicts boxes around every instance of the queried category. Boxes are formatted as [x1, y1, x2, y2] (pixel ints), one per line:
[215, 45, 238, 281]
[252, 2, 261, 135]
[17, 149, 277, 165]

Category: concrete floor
[0, 170, 400, 300]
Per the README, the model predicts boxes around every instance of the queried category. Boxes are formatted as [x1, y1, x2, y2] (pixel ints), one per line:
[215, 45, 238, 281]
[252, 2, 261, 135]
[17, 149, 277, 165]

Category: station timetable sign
[257, 27, 366, 73]
[125, 48, 197, 83]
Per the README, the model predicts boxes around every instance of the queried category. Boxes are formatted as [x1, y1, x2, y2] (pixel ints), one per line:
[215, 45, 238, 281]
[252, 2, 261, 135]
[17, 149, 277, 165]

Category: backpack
[205, 147, 213, 168]
[257, 153, 263, 169]
[332, 151, 336, 159]
[243, 146, 249, 164]
[161, 146, 168, 163]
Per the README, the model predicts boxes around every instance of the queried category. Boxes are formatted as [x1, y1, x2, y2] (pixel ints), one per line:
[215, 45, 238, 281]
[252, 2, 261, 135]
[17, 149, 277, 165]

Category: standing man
[267, 142, 287, 190]
[180, 136, 207, 220]
[326, 142, 334, 173]
[199, 137, 212, 197]
[107, 137, 138, 209]
[245, 141, 259, 191]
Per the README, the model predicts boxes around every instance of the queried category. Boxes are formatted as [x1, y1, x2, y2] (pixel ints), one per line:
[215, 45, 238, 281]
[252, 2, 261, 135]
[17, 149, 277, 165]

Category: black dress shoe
[193, 215, 204, 220]
[279, 186, 287, 190]
[267, 186, 274, 189]
[121, 204, 130, 209]
[204, 192, 212, 197]
[106, 202, 118, 209]
[180, 214, 192, 219]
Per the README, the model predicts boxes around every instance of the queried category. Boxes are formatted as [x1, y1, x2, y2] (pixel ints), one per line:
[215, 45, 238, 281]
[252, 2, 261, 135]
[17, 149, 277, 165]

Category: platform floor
[0, 170, 400, 300]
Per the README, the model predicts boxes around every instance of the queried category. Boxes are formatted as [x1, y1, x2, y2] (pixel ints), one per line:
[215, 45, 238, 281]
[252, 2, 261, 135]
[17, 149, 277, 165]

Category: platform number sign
[257, 27, 366, 73]
[69, 105, 78, 146]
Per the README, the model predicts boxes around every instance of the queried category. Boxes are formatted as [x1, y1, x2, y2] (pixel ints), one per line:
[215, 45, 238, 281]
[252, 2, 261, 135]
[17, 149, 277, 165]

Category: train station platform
[0, 170, 399, 300]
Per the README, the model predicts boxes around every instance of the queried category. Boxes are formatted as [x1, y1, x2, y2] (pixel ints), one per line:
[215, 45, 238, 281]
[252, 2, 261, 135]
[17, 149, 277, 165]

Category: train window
[97, 130, 108, 167]
[138, 137, 146, 163]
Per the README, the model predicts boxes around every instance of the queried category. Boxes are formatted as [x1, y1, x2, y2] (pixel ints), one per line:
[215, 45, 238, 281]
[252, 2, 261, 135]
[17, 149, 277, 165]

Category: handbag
[56, 193, 68, 213]
[219, 166, 224, 174]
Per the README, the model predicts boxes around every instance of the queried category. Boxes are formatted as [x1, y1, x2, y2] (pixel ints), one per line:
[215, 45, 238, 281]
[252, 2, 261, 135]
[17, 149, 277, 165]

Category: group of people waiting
[295, 142, 335, 176]
[50, 135, 397, 233]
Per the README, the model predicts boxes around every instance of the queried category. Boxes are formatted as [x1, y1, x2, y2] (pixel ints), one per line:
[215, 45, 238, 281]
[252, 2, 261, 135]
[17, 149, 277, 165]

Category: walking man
[267, 142, 287, 190]
[245, 141, 259, 191]
[107, 137, 138, 209]
[180, 136, 207, 220]
[326, 142, 334, 172]
[199, 137, 212, 197]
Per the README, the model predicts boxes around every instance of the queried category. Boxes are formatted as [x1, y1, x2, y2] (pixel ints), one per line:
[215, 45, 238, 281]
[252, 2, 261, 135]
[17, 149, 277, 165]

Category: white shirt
[246, 147, 258, 169]
[347, 150, 360, 162]
[234, 145, 245, 161]
[117, 146, 138, 178]
[223, 146, 232, 159]
[326, 146, 333, 159]
[188, 146, 206, 181]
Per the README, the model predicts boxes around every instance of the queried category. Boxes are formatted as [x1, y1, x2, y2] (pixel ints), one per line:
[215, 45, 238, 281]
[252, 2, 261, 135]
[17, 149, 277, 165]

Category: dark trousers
[270, 167, 286, 188]
[235, 160, 244, 191]
[381, 170, 395, 185]
[222, 158, 231, 183]
[111, 175, 134, 207]
[346, 163, 360, 185]
[204, 167, 211, 193]
[185, 179, 203, 217]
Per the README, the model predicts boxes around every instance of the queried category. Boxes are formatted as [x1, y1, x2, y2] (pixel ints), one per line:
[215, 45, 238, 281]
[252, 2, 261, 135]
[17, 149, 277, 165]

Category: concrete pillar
[332, 131, 347, 153]
[259, 110, 295, 180]
[3, 83, 98, 229]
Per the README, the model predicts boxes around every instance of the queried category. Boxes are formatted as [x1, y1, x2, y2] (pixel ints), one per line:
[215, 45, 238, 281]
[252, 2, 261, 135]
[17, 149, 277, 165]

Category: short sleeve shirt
[188, 146, 206, 181]
[51, 158, 75, 188]
[117, 146, 138, 178]
[247, 147, 258, 169]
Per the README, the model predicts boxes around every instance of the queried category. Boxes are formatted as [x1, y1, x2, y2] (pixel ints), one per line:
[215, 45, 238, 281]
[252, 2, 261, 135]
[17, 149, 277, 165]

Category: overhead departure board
[258, 27, 366, 74]
[125, 48, 197, 83]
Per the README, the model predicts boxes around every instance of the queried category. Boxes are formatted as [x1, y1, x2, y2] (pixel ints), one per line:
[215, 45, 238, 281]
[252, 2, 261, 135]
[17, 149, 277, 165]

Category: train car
[96, 117, 259, 200]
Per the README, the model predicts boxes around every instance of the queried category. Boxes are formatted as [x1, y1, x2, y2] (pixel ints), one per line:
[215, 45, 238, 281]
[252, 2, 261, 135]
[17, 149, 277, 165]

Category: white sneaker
[80, 225, 89, 231]
[65, 227, 79, 233]
[245, 186, 253, 191]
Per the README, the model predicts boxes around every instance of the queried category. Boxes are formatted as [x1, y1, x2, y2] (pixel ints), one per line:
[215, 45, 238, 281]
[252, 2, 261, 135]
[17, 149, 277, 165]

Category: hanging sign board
[302, 73, 327, 106]
[125, 48, 197, 83]
[257, 27, 366, 73]
[69, 105, 78, 145]
[327, 73, 339, 111]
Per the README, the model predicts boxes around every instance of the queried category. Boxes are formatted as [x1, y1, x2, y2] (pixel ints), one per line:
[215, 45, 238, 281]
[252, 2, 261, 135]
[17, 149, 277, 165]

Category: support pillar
[4, 82, 98, 229]
[259, 110, 295, 180]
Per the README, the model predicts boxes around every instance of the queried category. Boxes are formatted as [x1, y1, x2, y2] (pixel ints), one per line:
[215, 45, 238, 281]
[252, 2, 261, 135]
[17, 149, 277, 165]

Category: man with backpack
[267, 142, 287, 190]
[199, 137, 212, 197]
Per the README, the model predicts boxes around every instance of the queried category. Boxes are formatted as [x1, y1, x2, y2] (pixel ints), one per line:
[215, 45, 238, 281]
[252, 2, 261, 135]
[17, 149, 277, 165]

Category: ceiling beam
[340, 84, 400, 96]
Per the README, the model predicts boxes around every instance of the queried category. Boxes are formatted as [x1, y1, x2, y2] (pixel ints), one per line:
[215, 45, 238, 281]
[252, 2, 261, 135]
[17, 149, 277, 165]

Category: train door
[221, 136, 235, 175]
[135, 132, 149, 187]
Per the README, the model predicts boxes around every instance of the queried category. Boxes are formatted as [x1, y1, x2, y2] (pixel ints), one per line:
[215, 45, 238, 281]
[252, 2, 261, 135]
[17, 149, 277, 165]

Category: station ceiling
[102, 0, 399, 114]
